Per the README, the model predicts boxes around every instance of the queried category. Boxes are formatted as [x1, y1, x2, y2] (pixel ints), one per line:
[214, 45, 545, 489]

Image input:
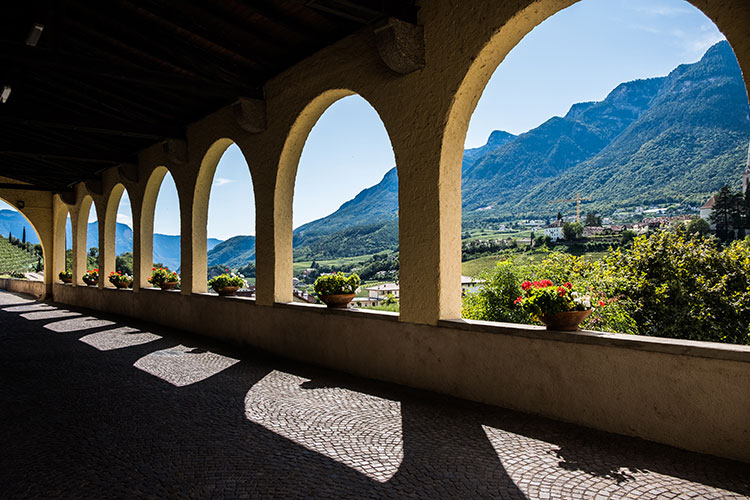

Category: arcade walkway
[1, 290, 747, 500]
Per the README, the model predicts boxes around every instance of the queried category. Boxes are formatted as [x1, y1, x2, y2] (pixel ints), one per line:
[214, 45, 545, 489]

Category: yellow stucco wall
[6, 0, 748, 462]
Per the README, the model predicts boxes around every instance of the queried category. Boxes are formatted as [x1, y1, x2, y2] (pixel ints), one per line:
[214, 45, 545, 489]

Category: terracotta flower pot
[114, 281, 131, 289]
[83, 278, 98, 287]
[61, 277, 72, 284]
[159, 281, 179, 290]
[215, 286, 239, 297]
[319, 293, 356, 308]
[539, 309, 592, 331]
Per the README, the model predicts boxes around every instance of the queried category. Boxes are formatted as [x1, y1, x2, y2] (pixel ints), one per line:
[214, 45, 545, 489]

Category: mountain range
[290, 40, 750, 259]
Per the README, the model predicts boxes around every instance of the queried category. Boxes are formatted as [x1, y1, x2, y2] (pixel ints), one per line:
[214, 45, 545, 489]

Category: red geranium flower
[521, 281, 532, 290]
[564, 282, 572, 289]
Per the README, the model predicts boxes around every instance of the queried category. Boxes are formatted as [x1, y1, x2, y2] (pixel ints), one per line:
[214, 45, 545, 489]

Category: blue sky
[1, 0, 726, 242]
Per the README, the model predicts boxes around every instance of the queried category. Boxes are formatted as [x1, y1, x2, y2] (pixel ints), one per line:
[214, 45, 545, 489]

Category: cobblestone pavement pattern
[1, 290, 748, 499]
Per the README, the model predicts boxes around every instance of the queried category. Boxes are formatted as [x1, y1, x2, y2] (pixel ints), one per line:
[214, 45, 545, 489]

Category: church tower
[743, 142, 750, 194]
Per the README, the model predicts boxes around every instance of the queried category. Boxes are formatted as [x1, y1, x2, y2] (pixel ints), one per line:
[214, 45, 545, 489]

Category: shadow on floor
[0, 291, 747, 499]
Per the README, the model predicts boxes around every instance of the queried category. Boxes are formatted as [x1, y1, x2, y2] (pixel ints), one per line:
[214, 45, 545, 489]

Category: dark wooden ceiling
[0, 0, 418, 191]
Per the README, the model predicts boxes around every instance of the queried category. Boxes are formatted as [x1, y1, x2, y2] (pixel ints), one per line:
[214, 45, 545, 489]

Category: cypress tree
[22, 227, 26, 243]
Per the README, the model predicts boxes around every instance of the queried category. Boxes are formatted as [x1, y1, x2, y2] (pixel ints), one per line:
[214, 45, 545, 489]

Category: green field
[462, 249, 608, 277]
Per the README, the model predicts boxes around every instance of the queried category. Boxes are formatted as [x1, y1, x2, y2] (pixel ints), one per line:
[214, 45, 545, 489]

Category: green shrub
[208, 273, 246, 291]
[462, 233, 750, 345]
[313, 272, 360, 296]
[462, 260, 531, 324]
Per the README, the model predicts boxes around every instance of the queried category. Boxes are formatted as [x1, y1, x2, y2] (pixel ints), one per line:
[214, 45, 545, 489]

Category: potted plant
[148, 267, 179, 290]
[514, 280, 598, 331]
[82, 269, 99, 286]
[208, 271, 247, 296]
[58, 270, 73, 284]
[313, 272, 360, 308]
[108, 271, 133, 289]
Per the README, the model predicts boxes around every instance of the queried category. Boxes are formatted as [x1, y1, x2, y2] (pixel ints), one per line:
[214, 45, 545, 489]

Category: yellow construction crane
[548, 192, 592, 224]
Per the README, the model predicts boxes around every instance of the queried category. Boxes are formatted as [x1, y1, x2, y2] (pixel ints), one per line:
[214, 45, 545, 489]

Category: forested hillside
[0, 236, 41, 274]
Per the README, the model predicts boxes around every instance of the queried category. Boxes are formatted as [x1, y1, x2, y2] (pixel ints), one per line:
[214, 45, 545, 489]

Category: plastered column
[71, 198, 90, 286]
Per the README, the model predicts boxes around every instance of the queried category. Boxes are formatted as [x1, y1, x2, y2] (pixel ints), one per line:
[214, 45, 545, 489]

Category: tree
[88, 247, 98, 258]
[620, 230, 637, 246]
[562, 222, 583, 241]
[584, 212, 601, 227]
[710, 185, 742, 240]
[22, 227, 26, 243]
[556, 212, 563, 222]
[115, 252, 133, 275]
[686, 217, 711, 237]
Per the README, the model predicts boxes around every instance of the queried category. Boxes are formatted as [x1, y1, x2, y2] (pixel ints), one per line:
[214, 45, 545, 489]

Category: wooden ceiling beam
[0, 150, 132, 165]
[0, 42, 262, 98]
[0, 116, 181, 140]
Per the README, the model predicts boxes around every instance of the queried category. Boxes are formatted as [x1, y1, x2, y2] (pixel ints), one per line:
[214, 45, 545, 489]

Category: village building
[366, 282, 400, 300]
[543, 219, 565, 241]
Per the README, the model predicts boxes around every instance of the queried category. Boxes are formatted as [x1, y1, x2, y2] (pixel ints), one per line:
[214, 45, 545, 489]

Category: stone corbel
[59, 191, 76, 206]
[118, 163, 139, 183]
[374, 17, 425, 74]
[232, 97, 267, 133]
[85, 179, 103, 196]
[162, 139, 188, 165]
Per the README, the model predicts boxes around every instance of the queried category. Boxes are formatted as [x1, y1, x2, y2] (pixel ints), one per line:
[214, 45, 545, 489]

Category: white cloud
[630, 4, 693, 17]
[117, 213, 133, 227]
[213, 177, 234, 187]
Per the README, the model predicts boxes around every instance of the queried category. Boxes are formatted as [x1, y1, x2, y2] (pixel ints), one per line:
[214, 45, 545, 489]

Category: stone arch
[191, 138, 255, 294]
[103, 183, 132, 287]
[273, 88, 403, 302]
[73, 195, 95, 285]
[52, 202, 71, 282]
[0, 196, 46, 276]
[441, 0, 750, 318]
[138, 166, 171, 288]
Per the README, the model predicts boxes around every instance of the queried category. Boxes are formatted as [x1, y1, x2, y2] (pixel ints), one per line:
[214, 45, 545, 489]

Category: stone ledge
[274, 300, 400, 321]
[193, 292, 256, 303]
[440, 318, 750, 364]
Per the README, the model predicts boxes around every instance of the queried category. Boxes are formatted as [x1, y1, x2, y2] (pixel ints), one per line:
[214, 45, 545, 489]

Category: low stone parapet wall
[0, 278, 46, 299]
[51, 283, 750, 463]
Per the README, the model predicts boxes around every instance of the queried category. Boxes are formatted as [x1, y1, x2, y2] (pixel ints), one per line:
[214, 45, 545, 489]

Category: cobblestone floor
[0, 290, 748, 499]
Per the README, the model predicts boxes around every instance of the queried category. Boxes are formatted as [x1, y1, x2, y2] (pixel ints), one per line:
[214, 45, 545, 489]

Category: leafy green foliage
[313, 272, 360, 296]
[686, 217, 710, 236]
[148, 267, 179, 286]
[462, 260, 530, 324]
[515, 280, 593, 318]
[601, 232, 750, 344]
[562, 222, 583, 241]
[108, 271, 132, 286]
[0, 235, 40, 274]
[463, 232, 750, 345]
[116, 252, 133, 275]
[82, 269, 99, 284]
[208, 273, 247, 291]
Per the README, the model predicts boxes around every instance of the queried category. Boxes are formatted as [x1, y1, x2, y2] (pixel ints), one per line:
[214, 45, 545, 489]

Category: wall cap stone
[275, 300, 400, 321]
[440, 318, 750, 364]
